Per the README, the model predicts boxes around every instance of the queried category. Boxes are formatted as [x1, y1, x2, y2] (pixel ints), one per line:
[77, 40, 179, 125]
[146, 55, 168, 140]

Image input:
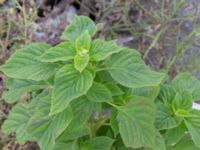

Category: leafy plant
[0, 15, 200, 150]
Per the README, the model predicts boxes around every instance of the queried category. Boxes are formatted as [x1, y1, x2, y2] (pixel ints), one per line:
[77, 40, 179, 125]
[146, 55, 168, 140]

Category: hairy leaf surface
[61, 15, 97, 40]
[104, 82, 124, 96]
[184, 110, 200, 148]
[128, 85, 160, 101]
[168, 136, 200, 150]
[0, 43, 60, 81]
[106, 48, 165, 88]
[155, 102, 181, 130]
[155, 132, 166, 150]
[172, 91, 193, 113]
[3, 78, 46, 103]
[165, 123, 187, 146]
[172, 73, 200, 100]
[2, 104, 32, 144]
[51, 65, 93, 115]
[76, 30, 91, 52]
[84, 136, 114, 150]
[159, 84, 176, 105]
[110, 109, 119, 137]
[74, 54, 89, 72]
[117, 98, 156, 148]
[40, 41, 76, 62]
[53, 141, 78, 150]
[57, 97, 98, 142]
[28, 92, 73, 150]
[90, 39, 121, 61]
[86, 82, 112, 102]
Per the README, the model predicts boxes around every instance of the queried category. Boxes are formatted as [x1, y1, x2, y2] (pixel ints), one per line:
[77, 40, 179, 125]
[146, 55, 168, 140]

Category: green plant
[0, 15, 200, 150]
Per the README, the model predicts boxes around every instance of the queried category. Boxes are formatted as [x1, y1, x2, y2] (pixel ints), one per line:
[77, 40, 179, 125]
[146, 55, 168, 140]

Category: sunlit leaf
[39, 41, 76, 62]
[61, 15, 97, 40]
[165, 123, 187, 146]
[2, 104, 32, 144]
[86, 82, 112, 102]
[172, 73, 200, 100]
[76, 30, 91, 52]
[84, 136, 114, 150]
[3, 78, 46, 103]
[117, 98, 156, 148]
[0, 43, 60, 81]
[184, 110, 200, 148]
[155, 102, 181, 130]
[106, 48, 165, 88]
[50, 64, 94, 115]
[74, 54, 89, 72]
[90, 39, 121, 61]
[168, 136, 200, 150]
[154, 132, 166, 150]
[172, 90, 193, 114]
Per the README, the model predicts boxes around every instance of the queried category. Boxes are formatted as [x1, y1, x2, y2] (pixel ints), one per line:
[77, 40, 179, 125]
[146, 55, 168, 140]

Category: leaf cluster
[1, 16, 200, 150]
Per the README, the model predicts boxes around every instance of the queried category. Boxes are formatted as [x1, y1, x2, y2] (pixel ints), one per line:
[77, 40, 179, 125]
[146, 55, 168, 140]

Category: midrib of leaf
[106, 101, 123, 111]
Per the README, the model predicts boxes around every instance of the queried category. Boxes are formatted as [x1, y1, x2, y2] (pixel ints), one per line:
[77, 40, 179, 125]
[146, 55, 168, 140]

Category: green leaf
[37, 126, 55, 150]
[39, 41, 76, 62]
[172, 73, 200, 100]
[0, 43, 60, 81]
[175, 110, 192, 118]
[128, 85, 160, 101]
[117, 98, 156, 148]
[36, 107, 73, 150]
[90, 39, 122, 61]
[155, 102, 181, 130]
[3, 78, 46, 103]
[165, 123, 187, 146]
[184, 110, 200, 148]
[28, 92, 73, 150]
[172, 91, 193, 113]
[105, 48, 165, 88]
[117, 145, 138, 150]
[61, 15, 97, 40]
[2, 104, 32, 144]
[53, 141, 78, 150]
[154, 132, 166, 150]
[51, 65, 94, 115]
[57, 97, 97, 142]
[95, 71, 114, 83]
[26, 93, 53, 150]
[86, 82, 112, 102]
[104, 82, 124, 96]
[110, 109, 119, 137]
[76, 30, 91, 52]
[28, 92, 51, 133]
[70, 96, 98, 125]
[159, 84, 176, 105]
[51, 106, 73, 138]
[168, 136, 200, 150]
[74, 54, 89, 72]
[84, 136, 114, 150]
[74, 31, 91, 73]
[58, 125, 89, 143]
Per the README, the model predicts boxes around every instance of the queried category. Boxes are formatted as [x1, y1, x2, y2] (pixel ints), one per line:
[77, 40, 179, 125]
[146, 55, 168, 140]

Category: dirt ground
[0, 0, 200, 149]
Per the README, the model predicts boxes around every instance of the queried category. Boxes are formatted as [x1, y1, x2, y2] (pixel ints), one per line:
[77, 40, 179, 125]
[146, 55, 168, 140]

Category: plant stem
[106, 101, 122, 111]
[93, 117, 108, 136]
[22, 0, 28, 45]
